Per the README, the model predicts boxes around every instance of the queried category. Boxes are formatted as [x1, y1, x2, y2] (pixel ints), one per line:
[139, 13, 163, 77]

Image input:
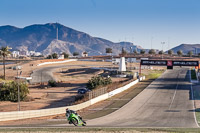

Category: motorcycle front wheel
[82, 121, 86, 126]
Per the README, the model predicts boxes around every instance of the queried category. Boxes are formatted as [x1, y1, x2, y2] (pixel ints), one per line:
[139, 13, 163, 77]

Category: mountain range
[0, 23, 142, 56]
[169, 44, 200, 55]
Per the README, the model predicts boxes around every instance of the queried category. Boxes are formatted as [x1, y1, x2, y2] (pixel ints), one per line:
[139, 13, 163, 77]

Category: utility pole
[41, 71, 43, 88]
[17, 59, 20, 111]
[130, 47, 132, 71]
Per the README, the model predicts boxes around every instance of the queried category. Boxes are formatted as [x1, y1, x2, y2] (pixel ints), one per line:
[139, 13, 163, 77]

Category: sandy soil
[0, 60, 129, 112]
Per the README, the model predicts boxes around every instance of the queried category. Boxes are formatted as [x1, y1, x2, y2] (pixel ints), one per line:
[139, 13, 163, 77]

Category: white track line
[189, 69, 200, 127]
[168, 72, 179, 110]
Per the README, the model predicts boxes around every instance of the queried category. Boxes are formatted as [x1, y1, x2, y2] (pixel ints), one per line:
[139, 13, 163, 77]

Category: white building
[34, 52, 42, 56]
[19, 50, 29, 56]
[29, 51, 42, 56]
[58, 54, 64, 59]
[82, 52, 88, 57]
[11, 51, 20, 58]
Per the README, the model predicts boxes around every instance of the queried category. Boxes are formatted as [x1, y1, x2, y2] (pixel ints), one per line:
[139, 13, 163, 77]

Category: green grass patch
[193, 87, 200, 125]
[195, 108, 200, 125]
[191, 69, 197, 80]
[145, 70, 164, 80]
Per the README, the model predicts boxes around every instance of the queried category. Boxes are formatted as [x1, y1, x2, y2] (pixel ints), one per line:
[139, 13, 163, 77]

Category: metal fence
[89, 87, 107, 100]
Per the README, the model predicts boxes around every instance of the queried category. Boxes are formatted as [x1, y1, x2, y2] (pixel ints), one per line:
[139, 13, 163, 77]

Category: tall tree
[52, 53, 58, 59]
[158, 50, 164, 55]
[73, 52, 79, 57]
[168, 50, 173, 56]
[106, 48, 112, 54]
[140, 49, 145, 55]
[148, 49, 156, 54]
[121, 47, 127, 56]
[177, 50, 183, 56]
[0, 46, 11, 80]
[133, 49, 138, 54]
[187, 51, 193, 57]
[62, 52, 69, 59]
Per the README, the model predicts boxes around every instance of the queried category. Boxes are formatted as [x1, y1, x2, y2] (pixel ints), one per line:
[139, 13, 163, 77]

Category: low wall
[0, 76, 145, 122]
[37, 59, 77, 66]
[91, 93, 109, 105]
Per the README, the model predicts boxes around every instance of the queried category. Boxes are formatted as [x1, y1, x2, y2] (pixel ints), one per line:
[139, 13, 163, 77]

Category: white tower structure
[119, 57, 126, 72]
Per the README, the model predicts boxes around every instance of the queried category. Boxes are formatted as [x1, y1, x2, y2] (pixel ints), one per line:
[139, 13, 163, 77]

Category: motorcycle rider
[65, 108, 83, 121]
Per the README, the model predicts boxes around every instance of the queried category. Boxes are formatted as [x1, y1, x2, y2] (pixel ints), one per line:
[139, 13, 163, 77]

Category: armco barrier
[37, 59, 77, 66]
[0, 76, 145, 122]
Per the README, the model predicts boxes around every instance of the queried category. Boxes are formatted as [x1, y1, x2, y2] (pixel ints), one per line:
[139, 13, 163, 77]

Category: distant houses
[11, 50, 42, 58]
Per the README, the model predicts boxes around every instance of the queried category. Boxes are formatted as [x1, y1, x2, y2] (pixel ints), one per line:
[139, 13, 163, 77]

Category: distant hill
[0, 23, 143, 56]
[170, 44, 200, 54]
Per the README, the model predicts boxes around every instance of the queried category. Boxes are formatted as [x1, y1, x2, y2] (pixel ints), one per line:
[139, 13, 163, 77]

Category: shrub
[0, 81, 29, 102]
[86, 76, 112, 90]
[48, 80, 57, 87]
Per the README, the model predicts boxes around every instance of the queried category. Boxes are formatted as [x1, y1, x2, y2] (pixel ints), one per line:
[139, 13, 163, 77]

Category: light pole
[161, 42, 165, 59]
[130, 47, 132, 71]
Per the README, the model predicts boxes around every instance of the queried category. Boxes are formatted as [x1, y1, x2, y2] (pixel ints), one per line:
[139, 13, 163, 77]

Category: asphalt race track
[30, 64, 110, 84]
[85, 67, 198, 127]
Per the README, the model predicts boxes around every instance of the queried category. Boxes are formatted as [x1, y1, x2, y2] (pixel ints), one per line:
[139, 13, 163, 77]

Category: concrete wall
[91, 93, 109, 105]
[0, 76, 145, 122]
[37, 59, 77, 66]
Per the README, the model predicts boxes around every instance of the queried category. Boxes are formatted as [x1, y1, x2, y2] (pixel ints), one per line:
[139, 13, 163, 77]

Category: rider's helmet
[66, 108, 70, 114]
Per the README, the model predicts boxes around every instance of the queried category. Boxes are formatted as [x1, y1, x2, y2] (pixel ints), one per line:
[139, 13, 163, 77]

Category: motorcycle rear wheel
[71, 118, 78, 126]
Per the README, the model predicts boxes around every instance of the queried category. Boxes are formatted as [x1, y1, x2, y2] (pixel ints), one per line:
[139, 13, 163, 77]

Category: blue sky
[0, 0, 200, 50]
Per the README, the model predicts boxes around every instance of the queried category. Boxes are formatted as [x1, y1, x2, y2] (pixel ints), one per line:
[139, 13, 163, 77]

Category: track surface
[85, 67, 197, 127]
[30, 64, 108, 83]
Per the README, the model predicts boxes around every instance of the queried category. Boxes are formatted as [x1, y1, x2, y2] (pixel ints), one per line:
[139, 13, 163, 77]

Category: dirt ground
[0, 60, 139, 112]
[0, 70, 165, 126]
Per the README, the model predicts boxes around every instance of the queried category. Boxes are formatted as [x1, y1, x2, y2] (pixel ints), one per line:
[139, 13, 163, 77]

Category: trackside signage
[141, 60, 167, 66]
[141, 60, 199, 66]
[172, 61, 199, 66]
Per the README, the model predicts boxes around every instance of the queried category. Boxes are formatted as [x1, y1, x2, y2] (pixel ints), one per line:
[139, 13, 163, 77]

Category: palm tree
[0, 46, 11, 80]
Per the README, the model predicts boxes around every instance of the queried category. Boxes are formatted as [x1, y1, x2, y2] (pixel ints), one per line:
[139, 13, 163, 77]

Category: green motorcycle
[66, 108, 86, 126]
